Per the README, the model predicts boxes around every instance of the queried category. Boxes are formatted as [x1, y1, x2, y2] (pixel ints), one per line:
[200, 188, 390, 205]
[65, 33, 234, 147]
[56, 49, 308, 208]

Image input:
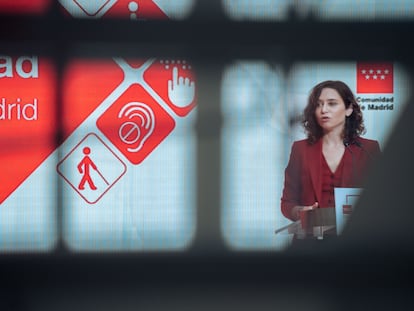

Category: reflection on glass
[223, 0, 414, 21]
[60, 57, 197, 251]
[0, 55, 57, 251]
[313, 0, 414, 20]
[221, 61, 290, 250]
[223, 0, 292, 20]
[58, 0, 194, 20]
[287, 62, 410, 146]
[221, 61, 411, 251]
[281, 62, 410, 242]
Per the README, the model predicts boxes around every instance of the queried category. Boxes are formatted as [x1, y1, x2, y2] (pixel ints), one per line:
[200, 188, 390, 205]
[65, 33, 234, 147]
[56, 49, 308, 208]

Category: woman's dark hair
[302, 80, 365, 144]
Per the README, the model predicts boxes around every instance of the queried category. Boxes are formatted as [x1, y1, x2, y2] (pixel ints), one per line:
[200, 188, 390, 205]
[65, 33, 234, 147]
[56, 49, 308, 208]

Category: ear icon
[118, 102, 155, 153]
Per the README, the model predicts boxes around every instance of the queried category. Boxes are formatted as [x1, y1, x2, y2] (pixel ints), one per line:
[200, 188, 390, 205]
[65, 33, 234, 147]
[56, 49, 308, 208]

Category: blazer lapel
[342, 143, 363, 187]
[308, 139, 322, 204]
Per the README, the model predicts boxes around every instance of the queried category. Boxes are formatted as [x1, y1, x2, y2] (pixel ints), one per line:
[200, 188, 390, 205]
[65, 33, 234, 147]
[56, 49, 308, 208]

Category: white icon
[59, 0, 117, 18]
[73, 0, 112, 15]
[128, 1, 139, 19]
[118, 102, 155, 153]
[57, 133, 127, 204]
[168, 66, 195, 108]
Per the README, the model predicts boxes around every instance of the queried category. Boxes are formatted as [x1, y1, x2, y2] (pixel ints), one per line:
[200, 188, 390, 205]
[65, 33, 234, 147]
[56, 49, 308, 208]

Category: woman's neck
[322, 129, 344, 147]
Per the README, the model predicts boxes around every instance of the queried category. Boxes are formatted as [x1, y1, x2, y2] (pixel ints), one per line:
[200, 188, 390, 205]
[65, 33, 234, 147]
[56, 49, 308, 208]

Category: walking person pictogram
[77, 146, 102, 190]
[57, 133, 127, 204]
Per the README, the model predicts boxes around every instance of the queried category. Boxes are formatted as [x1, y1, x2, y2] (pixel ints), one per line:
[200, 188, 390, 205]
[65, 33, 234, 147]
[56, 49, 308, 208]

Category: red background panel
[356, 62, 394, 94]
[97, 84, 175, 165]
[103, 0, 168, 19]
[62, 59, 124, 138]
[0, 0, 51, 14]
[144, 59, 197, 117]
[0, 56, 56, 203]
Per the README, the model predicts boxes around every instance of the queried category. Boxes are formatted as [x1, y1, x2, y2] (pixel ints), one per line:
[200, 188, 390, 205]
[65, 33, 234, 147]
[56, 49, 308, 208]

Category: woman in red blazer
[281, 80, 381, 221]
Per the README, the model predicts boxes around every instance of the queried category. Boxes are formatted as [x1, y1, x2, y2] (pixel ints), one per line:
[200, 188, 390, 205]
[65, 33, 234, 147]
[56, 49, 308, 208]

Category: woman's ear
[346, 103, 354, 117]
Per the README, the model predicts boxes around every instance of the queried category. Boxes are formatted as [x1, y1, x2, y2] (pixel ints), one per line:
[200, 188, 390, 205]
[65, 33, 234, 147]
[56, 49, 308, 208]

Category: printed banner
[59, 0, 168, 19]
[59, 57, 197, 250]
[356, 62, 393, 94]
[0, 55, 56, 204]
[0, 0, 51, 14]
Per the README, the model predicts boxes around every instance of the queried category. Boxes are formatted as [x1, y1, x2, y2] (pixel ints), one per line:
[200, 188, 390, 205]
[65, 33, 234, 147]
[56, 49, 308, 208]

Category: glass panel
[60, 57, 197, 251]
[287, 62, 410, 145]
[221, 60, 411, 250]
[58, 0, 195, 20]
[312, 0, 414, 20]
[223, 0, 414, 21]
[221, 61, 291, 250]
[0, 55, 57, 251]
[223, 0, 293, 20]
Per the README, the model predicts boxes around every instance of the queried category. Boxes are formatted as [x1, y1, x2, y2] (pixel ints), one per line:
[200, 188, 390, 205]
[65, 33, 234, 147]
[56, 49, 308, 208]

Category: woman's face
[315, 87, 353, 134]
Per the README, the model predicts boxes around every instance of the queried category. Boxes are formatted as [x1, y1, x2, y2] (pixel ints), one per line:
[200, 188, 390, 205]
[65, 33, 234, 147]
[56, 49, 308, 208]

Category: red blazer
[281, 137, 381, 221]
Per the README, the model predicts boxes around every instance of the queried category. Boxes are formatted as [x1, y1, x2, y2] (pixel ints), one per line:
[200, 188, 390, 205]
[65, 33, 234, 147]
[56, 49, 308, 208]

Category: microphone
[344, 139, 356, 183]
[343, 139, 354, 154]
[274, 220, 300, 235]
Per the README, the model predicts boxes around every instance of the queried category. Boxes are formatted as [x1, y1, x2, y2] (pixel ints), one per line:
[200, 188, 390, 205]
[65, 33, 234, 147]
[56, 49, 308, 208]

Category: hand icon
[168, 66, 195, 108]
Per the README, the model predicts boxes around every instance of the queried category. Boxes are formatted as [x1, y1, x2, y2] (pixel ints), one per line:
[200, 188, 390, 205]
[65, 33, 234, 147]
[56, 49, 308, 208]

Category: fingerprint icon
[118, 102, 155, 153]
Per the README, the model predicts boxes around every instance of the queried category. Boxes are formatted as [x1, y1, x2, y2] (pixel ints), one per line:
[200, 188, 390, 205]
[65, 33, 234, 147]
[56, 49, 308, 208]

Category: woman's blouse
[320, 154, 344, 208]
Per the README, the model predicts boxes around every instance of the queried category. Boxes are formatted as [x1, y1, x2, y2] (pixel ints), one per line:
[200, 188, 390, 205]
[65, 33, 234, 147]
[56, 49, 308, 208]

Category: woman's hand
[291, 202, 319, 220]
[303, 202, 319, 211]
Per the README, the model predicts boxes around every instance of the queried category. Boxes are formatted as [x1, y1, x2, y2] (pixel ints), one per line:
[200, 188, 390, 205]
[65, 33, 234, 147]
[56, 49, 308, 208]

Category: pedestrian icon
[57, 133, 127, 204]
[77, 146, 108, 191]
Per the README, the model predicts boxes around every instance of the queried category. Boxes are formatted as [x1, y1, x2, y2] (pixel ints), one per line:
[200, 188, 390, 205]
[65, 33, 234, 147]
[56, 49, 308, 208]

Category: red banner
[0, 56, 56, 203]
[0, 0, 51, 14]
[356, 62, 393, 94]
[60, 0, 168, 19]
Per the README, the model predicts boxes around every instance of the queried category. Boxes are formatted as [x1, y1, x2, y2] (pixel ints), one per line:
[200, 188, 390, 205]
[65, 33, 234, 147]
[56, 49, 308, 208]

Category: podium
[275, 207, 337, 240]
